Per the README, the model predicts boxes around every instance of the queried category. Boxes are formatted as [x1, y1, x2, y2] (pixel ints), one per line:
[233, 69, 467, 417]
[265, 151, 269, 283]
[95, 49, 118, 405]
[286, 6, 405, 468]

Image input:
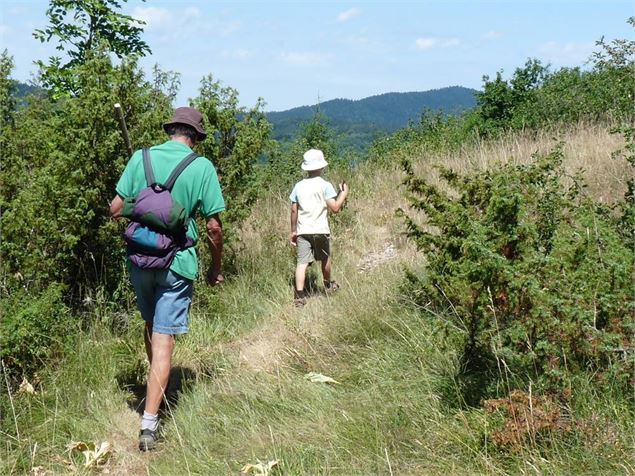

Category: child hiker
[289, 149, 349, 307]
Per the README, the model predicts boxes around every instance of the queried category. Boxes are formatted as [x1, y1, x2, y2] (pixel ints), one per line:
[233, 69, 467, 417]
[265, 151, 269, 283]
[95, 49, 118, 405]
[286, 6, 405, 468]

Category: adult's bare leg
[144, 322, 153, 364]
[144, 333, 175, 415]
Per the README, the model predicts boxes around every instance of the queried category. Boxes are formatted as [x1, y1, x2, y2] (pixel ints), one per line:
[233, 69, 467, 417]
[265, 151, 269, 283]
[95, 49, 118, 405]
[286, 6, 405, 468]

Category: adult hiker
[109, 106, 225, 451]
[289, 148, 349, 307]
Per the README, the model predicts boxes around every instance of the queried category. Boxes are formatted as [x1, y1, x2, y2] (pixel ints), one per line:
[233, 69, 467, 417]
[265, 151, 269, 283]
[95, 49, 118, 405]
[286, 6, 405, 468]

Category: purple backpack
[121, 148, 199, 269]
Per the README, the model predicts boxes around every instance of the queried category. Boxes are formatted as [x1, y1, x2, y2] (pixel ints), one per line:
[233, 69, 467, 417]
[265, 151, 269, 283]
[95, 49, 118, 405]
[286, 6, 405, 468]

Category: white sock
[141, 411, 159, 432]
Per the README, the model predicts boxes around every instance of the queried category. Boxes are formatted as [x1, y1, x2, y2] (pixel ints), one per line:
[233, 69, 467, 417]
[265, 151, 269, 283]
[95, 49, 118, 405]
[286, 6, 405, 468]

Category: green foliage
[612, 124, 635, 248]
[0, 283, 73, 375]
[474, 59, 548, 133]
[191, 74, 273, 241]
[33, 0, 150, 96]
[0, 50, 16, 128]
[400, 147, 634, 395]
[265, 109, 348, 192]
[471, 19, 634, 137]
[368, 110, 472, 169]
[0, 48, 175, 297]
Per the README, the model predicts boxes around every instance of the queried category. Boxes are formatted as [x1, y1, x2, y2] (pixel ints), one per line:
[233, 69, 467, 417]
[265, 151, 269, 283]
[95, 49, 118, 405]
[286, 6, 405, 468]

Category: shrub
[400, 146, 634, 396]
[0, 283, 73, 376]
[0, 47, 175, 297]
[192, 74, 273, 243]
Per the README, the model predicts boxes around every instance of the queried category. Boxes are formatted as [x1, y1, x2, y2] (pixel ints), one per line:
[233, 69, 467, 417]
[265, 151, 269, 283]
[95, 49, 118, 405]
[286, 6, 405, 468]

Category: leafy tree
[33, 0, 150, 96]
[192, 74, 273, 240]
[471, 20, 634, 138]
[297, 109, 338, 160]
[0, 50, 16, 128]
[1, 47, 175, 295]
[266, 108, 345, 191]
[474, 59, 549, 134]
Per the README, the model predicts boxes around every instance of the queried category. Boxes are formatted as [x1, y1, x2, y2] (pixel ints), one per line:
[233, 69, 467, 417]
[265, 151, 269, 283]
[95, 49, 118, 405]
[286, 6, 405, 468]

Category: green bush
[0, 283, 74, 376]
[471, 21, 634, 137]
[400, 146, 634, 396]
[192, 74, 273, 240]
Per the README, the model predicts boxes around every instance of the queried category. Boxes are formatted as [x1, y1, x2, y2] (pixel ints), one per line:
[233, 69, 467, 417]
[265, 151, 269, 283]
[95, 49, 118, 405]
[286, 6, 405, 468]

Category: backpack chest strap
[141, 149, 199, 190]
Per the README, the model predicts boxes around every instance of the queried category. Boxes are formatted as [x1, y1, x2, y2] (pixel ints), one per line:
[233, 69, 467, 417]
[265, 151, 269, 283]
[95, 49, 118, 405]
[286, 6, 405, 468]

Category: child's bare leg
[321, 257, 332, 283]
[295, 263, 309, 292]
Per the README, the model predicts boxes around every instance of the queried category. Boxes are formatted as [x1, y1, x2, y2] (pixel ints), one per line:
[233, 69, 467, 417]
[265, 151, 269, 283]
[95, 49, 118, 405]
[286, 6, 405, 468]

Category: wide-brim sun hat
[163, 107, 207, 141]
[301, 148, 328, 171]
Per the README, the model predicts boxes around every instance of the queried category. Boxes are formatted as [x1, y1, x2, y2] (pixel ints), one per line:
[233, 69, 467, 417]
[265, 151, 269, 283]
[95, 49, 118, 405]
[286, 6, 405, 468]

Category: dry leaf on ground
[305, 372, 340, 384]
[19, 378, 36, 395]
[29, 467, 50, 476]
[240, 459, 280, 475]
[66, 441, 112, 468]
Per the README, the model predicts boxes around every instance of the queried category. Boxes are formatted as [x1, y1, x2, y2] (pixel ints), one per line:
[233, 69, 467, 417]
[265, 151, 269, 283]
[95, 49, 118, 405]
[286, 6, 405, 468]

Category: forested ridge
[266, 86, 477, 150]
[1, 1, 633, 474]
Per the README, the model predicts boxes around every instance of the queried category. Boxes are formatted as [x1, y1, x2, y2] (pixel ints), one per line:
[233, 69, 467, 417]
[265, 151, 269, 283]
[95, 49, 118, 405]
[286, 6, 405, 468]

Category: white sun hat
[301, 148, 328, 171]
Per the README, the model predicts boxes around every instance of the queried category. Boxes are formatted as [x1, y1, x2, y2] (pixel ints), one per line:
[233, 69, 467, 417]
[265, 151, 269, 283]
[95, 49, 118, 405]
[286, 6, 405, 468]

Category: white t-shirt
[289, 177, 337, 235]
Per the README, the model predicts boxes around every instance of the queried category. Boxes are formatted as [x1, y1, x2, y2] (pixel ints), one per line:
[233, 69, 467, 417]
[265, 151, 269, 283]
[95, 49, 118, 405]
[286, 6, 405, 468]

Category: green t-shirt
[116, 140, 225, 280]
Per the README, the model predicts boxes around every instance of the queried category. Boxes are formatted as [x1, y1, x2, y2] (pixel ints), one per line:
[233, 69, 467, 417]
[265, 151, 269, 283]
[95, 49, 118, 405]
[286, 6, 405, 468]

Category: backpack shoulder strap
[142, 148, 156, 186]
[163, 152, 200, 191]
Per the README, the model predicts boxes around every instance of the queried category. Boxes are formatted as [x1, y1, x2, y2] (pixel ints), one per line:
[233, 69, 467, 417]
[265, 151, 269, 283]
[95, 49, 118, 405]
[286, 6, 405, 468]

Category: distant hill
[11, 81, 45, 105]
[266, 86, 478, 151]
[14, 81, 41, 97]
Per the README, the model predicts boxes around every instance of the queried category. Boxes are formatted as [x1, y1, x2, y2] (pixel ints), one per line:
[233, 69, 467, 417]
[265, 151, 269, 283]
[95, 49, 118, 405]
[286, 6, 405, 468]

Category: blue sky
[0, 1, 632, 111]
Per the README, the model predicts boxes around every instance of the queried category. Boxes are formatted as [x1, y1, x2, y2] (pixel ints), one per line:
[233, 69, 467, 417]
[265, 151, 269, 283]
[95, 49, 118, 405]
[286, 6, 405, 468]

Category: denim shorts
[129, 265, 193, 335]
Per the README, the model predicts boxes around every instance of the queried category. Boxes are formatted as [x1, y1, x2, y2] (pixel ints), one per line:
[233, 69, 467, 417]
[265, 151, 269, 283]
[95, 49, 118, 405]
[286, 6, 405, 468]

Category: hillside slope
[2, 124, 631, 475]
[266, 86, 477, 149]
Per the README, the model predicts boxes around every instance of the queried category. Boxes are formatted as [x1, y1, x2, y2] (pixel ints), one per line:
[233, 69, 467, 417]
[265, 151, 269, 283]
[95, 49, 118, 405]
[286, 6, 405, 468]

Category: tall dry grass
[411, 122, 628, 203]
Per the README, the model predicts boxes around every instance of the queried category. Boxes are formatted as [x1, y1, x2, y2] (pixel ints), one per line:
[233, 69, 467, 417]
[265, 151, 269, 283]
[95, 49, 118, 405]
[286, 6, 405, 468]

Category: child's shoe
[294, 289, 307, 307]
[324, 280, 340, 292]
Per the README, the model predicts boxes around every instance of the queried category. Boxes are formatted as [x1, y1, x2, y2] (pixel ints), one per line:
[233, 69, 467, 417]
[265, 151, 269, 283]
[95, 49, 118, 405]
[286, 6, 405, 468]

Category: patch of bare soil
[100, 408, 151, 475]
[234, 319, 309, 373]
[357, 242, 398, 273]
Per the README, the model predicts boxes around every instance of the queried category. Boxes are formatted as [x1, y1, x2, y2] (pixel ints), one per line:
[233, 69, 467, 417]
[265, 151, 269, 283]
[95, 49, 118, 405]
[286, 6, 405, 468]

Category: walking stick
[114, 103, 133, 157]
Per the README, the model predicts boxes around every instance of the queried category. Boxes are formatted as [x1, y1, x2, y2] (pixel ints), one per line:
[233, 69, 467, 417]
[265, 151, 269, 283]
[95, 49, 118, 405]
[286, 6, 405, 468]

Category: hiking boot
[138, 428, 159, 451]
[324, 280, 340, 292]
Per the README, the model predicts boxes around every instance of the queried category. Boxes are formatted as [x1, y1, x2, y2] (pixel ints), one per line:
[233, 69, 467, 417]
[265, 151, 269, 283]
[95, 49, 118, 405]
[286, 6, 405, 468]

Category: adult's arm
[110, 195, 124, 218]
[326, 183, 349, 214]
[206, 213, 224, 285]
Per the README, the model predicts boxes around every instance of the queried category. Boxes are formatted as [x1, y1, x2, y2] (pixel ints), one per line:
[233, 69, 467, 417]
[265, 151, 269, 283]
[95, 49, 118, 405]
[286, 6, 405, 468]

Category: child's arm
[326, 182, 349, 214]
[290, 202, 299, 246]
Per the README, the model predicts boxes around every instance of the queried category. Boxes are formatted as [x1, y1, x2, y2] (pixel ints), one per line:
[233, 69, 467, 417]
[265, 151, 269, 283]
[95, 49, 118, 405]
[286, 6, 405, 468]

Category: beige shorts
[297, 234, 331, 264]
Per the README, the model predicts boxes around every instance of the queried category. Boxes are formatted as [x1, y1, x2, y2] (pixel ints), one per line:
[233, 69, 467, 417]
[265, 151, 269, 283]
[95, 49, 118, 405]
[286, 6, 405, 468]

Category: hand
[290, 231, 298, 247]
[206, 269, 224, 287]
[339, 182, 349, 194]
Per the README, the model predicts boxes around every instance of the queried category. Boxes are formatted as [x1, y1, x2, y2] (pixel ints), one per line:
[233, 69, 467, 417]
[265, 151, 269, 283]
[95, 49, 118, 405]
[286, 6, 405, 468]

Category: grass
[1, 122, 633, 475]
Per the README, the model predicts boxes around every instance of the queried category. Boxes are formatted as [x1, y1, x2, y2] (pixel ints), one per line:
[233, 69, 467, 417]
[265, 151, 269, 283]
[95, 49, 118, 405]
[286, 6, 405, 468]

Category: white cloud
[540, 41, 595, 63]
[482, 30, 503, 40]
[132, 6, 171, 31]
[337, 8, 360, 23]
[279, 51, 330, 65]
[415, 37, 460, 50]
